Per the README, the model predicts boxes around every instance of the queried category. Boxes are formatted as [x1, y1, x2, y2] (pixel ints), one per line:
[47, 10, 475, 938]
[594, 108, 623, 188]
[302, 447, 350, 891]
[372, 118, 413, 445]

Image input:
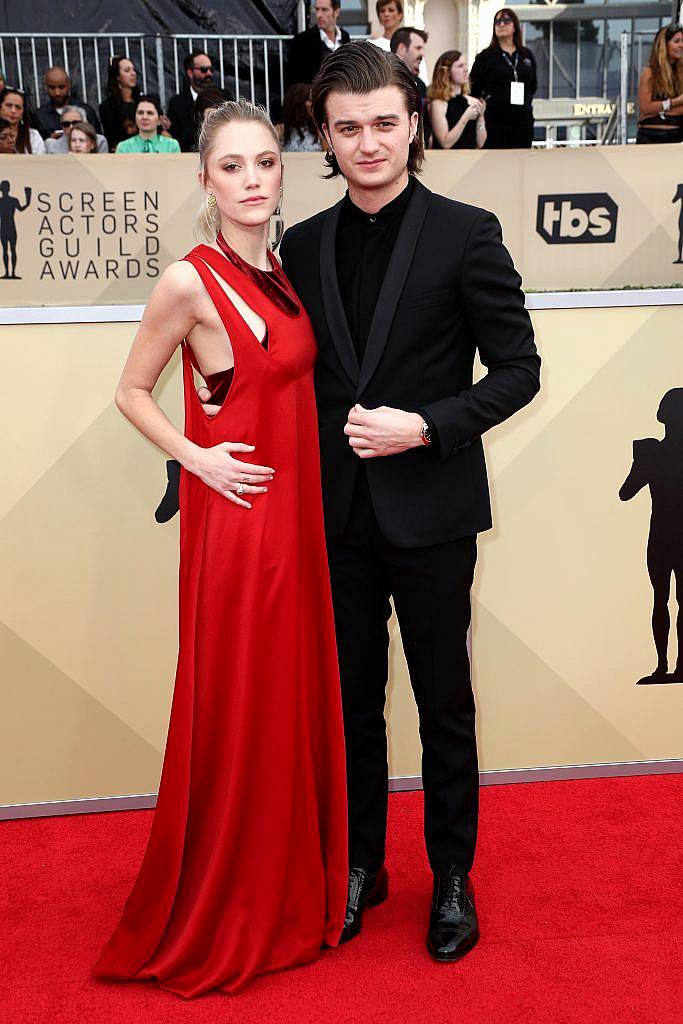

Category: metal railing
[616, 29, 659, 144]
[0, 32, 293, 115]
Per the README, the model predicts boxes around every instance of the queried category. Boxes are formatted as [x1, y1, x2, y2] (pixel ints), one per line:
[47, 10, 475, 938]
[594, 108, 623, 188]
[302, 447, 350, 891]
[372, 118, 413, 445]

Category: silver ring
[236, 483, 245, 496]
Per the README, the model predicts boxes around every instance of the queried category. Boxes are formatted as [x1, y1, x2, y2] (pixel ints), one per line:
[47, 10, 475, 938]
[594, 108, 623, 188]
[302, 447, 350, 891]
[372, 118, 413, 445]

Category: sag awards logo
[536, 193, 618, 245]
[0, 177, 161, 283]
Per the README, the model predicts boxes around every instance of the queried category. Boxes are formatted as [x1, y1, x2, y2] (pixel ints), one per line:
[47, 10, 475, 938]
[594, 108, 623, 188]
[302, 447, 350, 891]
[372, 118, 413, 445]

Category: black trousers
[327, 468, 479, 875]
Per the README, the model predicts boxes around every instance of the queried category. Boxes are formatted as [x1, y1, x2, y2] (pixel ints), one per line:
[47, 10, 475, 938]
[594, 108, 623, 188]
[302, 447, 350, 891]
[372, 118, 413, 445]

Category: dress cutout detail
[93, 244, 348, 998]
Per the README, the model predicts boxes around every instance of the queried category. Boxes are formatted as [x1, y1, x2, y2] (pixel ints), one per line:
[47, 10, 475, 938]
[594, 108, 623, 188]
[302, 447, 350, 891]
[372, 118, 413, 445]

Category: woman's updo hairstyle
[194, 98, 281, 242]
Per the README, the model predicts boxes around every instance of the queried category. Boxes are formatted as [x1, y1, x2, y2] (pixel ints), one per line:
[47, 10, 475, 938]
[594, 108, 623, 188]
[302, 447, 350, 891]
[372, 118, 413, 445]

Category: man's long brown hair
[311, 42, 424, 178]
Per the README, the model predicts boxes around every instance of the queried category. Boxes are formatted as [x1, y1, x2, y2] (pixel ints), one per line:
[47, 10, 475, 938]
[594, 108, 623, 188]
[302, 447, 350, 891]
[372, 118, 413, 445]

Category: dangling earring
[205, 192, 217, 232]
[270, 187, 285, 250]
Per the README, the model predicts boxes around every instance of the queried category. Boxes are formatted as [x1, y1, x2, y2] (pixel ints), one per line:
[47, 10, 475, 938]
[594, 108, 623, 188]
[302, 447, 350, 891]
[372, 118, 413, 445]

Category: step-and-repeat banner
[1, 146, 683, 302]
[1, 303, 681, 805]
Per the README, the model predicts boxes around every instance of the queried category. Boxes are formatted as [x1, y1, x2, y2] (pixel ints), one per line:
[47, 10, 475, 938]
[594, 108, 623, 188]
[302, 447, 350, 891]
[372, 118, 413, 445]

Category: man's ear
[322, 125, 334, 153]
[408, 110, 419, 144]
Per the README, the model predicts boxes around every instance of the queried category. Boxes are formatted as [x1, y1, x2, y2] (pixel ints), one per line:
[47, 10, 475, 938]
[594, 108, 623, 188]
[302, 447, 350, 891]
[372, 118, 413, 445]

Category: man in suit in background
[279, 43, 540, 961]
[168, 50, 214, 152]
[36, 66, 102, 139]
[390, 27, 431, 146]
[286, 0, 350, 87]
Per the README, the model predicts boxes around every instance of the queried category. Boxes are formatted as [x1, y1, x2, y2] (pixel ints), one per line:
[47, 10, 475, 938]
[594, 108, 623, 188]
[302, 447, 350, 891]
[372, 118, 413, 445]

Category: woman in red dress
[92, 100, 348, 998]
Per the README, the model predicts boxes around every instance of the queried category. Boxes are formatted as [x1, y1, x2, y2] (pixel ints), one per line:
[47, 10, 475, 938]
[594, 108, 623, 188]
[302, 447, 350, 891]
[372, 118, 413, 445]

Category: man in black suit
[278, 43, 540, 961]
[36, 66, 102, 138]
[390, 27, 431, 147]
[168, 50, 214, 152]
[286, 0, 350, 87]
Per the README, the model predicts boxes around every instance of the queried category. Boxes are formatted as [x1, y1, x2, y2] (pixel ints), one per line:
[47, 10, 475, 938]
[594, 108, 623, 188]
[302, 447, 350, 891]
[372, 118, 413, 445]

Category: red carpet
[2, 776, 681, 1023]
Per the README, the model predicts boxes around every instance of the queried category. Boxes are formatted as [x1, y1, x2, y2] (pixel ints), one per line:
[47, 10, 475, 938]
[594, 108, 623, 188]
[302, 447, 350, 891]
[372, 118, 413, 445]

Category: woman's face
[0, 92, 24, 125]
[136, 101, 160, 134]
[450, 57, 469, 87]
[69, 128, 93, 153]
[666, 31, 683, 62]
[117, 59, 138, 89]
[379, 3, 402, 35]
[202, 121, 282, 233]
[0, 123, 17, 153]
[494, 11, 515, 43]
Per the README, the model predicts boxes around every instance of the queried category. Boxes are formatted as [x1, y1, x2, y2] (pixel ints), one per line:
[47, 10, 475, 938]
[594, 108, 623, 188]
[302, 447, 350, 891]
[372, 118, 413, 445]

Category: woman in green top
[116, 95, 181, 153]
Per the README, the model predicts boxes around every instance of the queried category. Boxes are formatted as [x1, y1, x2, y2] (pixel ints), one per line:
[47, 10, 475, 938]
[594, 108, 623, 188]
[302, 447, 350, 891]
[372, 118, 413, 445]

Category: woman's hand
[464, 97, 484, 121]
[189, 442, 274, 509]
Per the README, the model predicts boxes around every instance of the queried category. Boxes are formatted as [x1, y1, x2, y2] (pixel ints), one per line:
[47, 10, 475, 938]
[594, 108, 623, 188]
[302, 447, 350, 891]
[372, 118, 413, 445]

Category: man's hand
[344, 404, 424, 458]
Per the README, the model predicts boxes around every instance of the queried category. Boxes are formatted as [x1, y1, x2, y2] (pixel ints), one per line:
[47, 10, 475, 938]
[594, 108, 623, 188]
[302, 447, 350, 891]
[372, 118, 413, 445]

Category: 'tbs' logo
[536, 193, 618, 244]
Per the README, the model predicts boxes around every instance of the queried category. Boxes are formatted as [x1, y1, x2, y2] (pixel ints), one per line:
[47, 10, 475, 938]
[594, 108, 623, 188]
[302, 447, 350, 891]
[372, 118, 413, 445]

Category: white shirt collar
[190, 86, 198, 102]
[320, 26, 342, 51]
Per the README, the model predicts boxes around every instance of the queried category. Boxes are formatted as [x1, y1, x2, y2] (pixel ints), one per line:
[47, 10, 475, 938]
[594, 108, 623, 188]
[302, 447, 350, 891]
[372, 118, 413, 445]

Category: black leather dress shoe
[427, 869, 479, 962]
[339, 865, 389, 944]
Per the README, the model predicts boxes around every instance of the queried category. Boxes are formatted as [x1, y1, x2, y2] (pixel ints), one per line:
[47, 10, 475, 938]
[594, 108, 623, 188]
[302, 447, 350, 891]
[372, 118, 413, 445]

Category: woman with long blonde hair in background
[428, 50, 486, 150]
[92, 99, 348, 998]
[637, 24, 683, 144]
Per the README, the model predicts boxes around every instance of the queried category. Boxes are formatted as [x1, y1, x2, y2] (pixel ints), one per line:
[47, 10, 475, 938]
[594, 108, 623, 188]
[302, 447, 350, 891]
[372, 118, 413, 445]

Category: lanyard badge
[503, 51, 525, 105]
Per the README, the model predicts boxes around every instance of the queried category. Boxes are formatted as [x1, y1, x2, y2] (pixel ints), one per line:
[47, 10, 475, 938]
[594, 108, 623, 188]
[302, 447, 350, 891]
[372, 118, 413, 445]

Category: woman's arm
[638, 67, 683, 118]
[475, 109, 487, 149]
[429, 97, 480, 149]
[527, 49, 538, 98]
[116, 262, 273, 508]
[469, 51, 485, 99]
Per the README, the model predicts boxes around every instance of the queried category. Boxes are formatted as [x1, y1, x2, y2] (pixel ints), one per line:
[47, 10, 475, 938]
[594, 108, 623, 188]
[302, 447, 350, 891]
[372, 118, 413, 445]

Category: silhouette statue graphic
[619, 388, 683, 685]
[673, 184, 683, 264]
[0, 180, 32, 280]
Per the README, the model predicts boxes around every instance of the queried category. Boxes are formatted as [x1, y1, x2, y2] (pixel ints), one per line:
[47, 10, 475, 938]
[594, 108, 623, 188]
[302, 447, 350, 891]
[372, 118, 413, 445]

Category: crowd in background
[0, 4, 680, 157]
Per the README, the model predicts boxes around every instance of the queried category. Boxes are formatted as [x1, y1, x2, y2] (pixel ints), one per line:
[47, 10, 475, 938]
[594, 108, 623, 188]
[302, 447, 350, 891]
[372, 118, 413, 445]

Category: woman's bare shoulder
[159, 258, 203, 293]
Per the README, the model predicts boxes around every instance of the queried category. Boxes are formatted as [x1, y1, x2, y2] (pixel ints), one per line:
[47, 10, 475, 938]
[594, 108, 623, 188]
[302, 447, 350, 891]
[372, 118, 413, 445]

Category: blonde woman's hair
[648, 24, 683, 101]
[427, 50, 467, 103]
[194, 98, 281, 242]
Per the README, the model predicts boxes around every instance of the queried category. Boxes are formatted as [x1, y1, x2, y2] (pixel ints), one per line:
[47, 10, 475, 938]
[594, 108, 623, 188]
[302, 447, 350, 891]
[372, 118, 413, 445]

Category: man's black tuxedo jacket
[168, 90, 197, 152]
[279, 178, 540, 548]
[286, 27, 351, 87]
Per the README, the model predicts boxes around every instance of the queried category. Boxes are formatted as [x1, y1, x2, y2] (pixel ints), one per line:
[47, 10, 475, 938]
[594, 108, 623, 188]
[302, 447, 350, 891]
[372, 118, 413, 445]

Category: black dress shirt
[335, 175, 439, 448]
[336, 176, 415, 362]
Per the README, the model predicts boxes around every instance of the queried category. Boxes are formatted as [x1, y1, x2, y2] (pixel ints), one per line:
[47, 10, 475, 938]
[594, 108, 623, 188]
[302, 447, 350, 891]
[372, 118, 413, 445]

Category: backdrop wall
[1, 299, 681, 809]
[2, 147, 682, 305]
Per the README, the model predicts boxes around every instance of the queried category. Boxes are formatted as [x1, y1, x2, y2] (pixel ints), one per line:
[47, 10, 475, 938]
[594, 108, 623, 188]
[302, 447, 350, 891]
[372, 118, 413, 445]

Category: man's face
[397, 33, 425, 77]
[315, 1, 339, 33]
[323, 85, 417, 192]
[187, 54, 214, 90]
[45, 69, 70, 107]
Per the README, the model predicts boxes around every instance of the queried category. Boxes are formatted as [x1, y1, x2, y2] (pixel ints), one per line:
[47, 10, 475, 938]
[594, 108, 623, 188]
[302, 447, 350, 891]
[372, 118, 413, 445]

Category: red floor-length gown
[93, 244, 348, 998]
